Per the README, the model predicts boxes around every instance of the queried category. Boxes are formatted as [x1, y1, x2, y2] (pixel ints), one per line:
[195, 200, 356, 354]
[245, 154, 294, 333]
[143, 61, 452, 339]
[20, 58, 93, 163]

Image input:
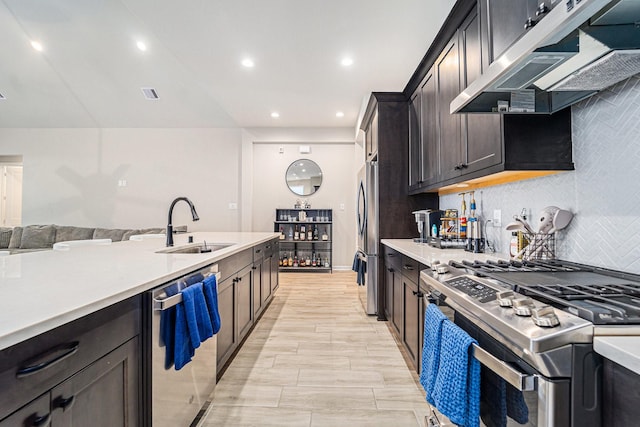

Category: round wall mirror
[285, 159, 323, 196]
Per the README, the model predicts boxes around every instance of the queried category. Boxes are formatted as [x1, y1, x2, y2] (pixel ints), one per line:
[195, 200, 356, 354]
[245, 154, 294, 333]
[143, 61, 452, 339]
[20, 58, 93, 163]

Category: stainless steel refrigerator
[356, 161, 378, 315]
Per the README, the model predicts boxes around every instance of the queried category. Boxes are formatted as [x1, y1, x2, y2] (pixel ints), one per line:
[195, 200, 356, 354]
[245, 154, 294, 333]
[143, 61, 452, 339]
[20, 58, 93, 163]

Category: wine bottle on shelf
[307, 227, 312, 240]
[321, 227, 328, 241]
[279, 255, 283, 267]
[293, 255, 299, 267]
[300, 255, 306, 267]
[300, 224, 306, 240]
[324, 257, 330, 268]
[288, 252, 293, 266]
[294, 225, 299, 240]
[288, 226, 293, 240]
[279, 226, 285, 240]
[313, 226, 319, 240]
[311, 253, 317, 267]
[306, 254, 311, 267]
[282, 254, 287, 267]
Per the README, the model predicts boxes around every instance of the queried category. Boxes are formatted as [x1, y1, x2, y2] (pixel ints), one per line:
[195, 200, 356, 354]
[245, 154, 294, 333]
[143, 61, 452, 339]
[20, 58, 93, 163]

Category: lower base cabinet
[0, 297, 141, 426]
[217, 238, 279, 376]
[383, 246, 426, 373]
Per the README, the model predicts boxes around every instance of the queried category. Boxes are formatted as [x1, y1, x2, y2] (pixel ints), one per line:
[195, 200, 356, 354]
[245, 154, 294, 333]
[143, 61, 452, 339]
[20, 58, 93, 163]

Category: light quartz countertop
[381, 238, 505, 267]
[382, 239, 640, 376]
[594, 337, 640, 375]
[0, 231, 278, 351]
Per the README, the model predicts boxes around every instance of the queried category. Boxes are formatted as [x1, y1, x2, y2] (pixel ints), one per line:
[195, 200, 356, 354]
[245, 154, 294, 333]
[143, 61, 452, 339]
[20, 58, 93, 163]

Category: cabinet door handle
[461, 163, 468, 169]
[412, 290, 424, 298]
[30, 413, 51, 427]
[524, 17, 537, 29]
[403, 265, 414, 271]
[255, 249, 261, 254]
[252, 266, 257, 270]
[17, 341, 80, 378]
[238, 276, 242, 282]
[54, 395, 75, 411]
[387, 267, 394, 273]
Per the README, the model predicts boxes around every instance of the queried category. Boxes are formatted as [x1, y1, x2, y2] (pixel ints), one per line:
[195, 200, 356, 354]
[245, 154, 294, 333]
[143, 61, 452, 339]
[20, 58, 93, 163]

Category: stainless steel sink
[156, 243, 234, 254]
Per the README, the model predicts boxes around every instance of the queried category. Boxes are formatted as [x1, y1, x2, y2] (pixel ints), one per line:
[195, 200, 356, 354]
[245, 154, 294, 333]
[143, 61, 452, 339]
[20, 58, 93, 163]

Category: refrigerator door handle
[357, 181, 367, 237]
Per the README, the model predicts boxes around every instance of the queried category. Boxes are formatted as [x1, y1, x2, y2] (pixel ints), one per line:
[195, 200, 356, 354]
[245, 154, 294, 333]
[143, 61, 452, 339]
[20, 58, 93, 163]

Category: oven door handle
[472, 344, 537, 391]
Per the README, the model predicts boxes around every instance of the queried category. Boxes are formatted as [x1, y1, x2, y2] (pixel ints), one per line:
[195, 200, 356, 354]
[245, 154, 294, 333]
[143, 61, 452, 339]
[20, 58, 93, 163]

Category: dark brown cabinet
[0, 298, 141, 426]
[50, 338, 139, 427]
[217, 239, 279, 376]
[436, 36, 464, 183]
[382, 246, 427, 373]
[361, 94, 438, 320]
[480, 0, 559, 66]
[407, 1, 573, 195]
[236, 265, 254, 343]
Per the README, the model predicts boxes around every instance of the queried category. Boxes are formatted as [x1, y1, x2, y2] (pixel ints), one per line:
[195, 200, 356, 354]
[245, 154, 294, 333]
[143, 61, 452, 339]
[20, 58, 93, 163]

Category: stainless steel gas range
[420, 258, 640, 427]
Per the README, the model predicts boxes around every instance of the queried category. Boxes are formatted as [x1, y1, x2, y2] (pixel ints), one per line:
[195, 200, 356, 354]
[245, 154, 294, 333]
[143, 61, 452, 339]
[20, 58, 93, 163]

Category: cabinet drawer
[0, 296, 141, 420]
[218, 248, 252, 282]
[401, 256, 422, 284]
[384, 248, 401, 271]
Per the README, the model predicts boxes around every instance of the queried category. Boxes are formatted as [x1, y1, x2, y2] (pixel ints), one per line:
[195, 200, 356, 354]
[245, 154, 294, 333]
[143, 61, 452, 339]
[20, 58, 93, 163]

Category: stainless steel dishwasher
[144, 263, 219, 427]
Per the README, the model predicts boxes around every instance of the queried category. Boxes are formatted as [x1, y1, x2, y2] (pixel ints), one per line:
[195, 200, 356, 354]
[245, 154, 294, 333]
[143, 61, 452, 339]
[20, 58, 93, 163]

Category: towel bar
[472, 343, 536, 391]
[153, 271, 220, 311]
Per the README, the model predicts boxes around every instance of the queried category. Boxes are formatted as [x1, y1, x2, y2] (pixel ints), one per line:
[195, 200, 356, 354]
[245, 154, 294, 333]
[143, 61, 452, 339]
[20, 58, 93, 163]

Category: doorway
[0, 156, 23, 227]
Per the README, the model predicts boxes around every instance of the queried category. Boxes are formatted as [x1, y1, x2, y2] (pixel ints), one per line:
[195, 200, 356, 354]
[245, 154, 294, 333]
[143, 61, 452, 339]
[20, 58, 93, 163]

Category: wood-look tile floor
[201, 271, 430, 427]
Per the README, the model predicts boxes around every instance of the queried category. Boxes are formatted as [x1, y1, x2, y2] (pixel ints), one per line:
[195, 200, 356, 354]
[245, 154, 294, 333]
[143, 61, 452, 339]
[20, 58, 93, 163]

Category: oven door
[422, 295, 571, 427]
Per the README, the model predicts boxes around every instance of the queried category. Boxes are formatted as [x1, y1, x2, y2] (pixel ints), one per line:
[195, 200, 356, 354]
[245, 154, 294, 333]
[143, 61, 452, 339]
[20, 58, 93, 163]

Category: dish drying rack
[517, 232, 556, 260]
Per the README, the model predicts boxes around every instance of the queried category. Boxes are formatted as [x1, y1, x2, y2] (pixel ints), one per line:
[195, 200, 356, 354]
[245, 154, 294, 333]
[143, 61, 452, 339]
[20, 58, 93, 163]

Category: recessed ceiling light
[336, 111, 345, 118]
[340, 57, 354, 67]
[30, 41, 43, 52]
[271, 112, 280, 118]
[141, 87, 159, 100]
[242, 58, 255, 68]
[136, 41, 147, 52]
[0, 93, 5, 100]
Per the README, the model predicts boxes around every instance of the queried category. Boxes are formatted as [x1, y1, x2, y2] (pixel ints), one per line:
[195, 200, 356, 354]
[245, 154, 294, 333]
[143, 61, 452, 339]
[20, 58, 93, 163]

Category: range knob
[532, 305, 560, 327]
[431, 260, 441, 271]
[512, 298, 535, 316]
[497, 291, 516, 307]
[436, 265, 449, 275]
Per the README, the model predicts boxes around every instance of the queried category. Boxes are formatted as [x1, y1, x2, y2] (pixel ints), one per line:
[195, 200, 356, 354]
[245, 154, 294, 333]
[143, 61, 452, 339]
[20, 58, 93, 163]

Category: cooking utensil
[550, 209, 573, 233]
[505, 221, 527, 232]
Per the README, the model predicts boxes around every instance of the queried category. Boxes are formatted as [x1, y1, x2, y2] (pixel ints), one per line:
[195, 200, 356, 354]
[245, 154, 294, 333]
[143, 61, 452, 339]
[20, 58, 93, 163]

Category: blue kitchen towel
[351, 252, 366, 286]
[160, 283, 181, 369]
[174, 299, 195, 370]
[202, 274, 222, 334]
[480, 367, 529, 427]
[420, 303, 449, 405]
[431, 320, 481, 427]
[181, 282, 214, 346]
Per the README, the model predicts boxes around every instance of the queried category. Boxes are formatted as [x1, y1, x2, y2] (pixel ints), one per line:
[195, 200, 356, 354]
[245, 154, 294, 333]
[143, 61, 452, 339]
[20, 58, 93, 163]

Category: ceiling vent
[141, 87, 159, 100]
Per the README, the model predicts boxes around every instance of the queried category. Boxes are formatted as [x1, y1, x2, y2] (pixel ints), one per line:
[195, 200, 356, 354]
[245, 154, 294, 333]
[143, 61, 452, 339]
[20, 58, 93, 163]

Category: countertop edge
[0, 232, 279, 351]
[594, 336, 640, 375]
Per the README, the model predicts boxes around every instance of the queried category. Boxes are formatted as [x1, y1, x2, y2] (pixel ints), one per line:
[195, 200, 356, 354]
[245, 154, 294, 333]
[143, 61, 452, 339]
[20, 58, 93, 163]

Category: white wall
[440, 76, 640, 274]
[0, 128, 243, 231]
[240, 127, 356, 268]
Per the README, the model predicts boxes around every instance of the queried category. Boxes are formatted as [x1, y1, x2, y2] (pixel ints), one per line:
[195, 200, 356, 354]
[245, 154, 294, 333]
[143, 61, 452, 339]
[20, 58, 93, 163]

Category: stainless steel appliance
[356, 162, 378, 315]
[412, 209, 443, 243]
[420, 258, 640, 426]
[451, 0, 640, 114]
[144, 264, 219, 427]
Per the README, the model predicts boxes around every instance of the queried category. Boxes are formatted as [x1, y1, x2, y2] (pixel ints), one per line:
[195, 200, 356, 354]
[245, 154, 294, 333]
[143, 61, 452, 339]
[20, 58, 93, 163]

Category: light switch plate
[228, 203, 238, 210]
[493, 209, 502, 227]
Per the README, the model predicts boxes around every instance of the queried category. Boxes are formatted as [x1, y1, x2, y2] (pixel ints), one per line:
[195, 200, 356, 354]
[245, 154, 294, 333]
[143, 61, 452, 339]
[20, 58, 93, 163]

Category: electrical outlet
[278, 146, 284, 154]
[340, 203, 345, 210]
[493, 209, 502, 227]
[228, 203, 238, 210]
[118, 179, 127, 187]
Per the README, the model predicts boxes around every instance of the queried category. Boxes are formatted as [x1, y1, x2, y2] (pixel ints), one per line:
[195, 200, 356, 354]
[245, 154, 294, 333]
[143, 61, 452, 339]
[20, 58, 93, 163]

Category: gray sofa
[0, 224, 183, 254]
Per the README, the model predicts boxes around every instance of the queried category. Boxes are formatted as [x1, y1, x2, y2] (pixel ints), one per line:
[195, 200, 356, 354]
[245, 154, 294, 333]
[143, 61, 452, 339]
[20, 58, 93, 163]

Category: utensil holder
[520, 232, 556, 260]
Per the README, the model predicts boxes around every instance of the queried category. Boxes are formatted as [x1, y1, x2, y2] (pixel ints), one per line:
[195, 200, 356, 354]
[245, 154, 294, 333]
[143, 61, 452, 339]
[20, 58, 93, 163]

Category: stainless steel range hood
[451, 0, 640, 114]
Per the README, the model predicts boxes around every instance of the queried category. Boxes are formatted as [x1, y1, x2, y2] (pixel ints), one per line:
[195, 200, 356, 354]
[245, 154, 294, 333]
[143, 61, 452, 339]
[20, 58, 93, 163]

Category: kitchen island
[0, 231, 279, 426]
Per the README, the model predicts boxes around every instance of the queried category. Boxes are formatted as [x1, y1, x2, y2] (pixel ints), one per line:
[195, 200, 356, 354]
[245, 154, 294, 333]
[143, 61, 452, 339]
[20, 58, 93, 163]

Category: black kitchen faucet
[166, 197, 199, 246]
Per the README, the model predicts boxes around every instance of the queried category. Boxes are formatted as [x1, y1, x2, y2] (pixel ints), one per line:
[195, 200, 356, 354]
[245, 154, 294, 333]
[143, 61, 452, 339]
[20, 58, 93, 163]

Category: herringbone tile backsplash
[440, 75, 640, 274]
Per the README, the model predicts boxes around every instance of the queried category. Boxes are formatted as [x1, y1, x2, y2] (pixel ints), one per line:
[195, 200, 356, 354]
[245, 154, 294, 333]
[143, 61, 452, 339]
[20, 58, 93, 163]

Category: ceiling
[0, 0, 456, 129]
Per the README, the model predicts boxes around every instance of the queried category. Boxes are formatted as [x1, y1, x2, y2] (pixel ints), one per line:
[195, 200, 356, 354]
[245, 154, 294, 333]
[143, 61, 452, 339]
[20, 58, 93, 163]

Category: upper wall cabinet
[365, 111, 379, 161]
[407, 1, 574, 194]
[480, 0, 561, 65]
